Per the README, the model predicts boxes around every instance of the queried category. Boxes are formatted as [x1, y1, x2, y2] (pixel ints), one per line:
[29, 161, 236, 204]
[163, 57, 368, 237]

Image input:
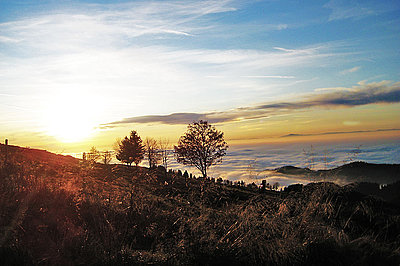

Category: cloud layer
[102, 81, 400, 127]
[281, 128, 400, 138]
[166, 141, 400, 185]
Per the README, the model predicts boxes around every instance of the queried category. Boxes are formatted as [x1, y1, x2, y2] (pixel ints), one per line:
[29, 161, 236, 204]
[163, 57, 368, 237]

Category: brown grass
[0, 144, 399, 265]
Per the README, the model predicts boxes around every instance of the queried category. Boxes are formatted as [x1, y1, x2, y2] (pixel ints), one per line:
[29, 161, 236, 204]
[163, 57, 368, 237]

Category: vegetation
[174, 120, 228, 178]
[1, 143, 399, 265]
[144, 137, 161, 168]
[115, 130, 144, 166]
[101, 150, 113, 165]
[87, 146, 100, 163]
[159, 138, 171, 170]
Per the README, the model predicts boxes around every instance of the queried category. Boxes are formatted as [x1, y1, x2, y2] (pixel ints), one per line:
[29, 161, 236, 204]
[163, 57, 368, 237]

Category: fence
[66, 151, 116, 160]
[66, 149, 175, 166]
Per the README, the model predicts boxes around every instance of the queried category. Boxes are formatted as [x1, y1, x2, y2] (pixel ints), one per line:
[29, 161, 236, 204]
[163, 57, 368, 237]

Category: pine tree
[116, 130, 144, 166]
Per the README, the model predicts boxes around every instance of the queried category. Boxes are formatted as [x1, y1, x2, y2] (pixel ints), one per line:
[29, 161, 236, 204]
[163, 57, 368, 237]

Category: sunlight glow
[42, 89, 101, 143]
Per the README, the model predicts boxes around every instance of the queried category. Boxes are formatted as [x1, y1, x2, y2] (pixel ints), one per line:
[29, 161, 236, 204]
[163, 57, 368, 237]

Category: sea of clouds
[168, 140, 400, 187]
[69, 139, 400, 187]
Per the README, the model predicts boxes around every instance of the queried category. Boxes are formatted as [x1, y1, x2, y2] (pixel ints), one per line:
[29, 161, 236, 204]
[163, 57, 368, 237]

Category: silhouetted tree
[260, 180, 267, 193]
[159, 138, 170, 170]
[87, 146, 100, 163]
[247, 182, 258, 191]
[144, 137, 161, 168]
[115, 131, 144, 166]
[102, 151, 113, 165]
[272, 182, 280, 191]
[183, 170, 189, 186]
[183, 170, 189, 179]
[174, 120, 228, 178]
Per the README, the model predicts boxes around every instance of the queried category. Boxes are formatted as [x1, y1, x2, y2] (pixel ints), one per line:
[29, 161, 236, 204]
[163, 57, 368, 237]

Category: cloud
[304, 81, 400, 106]
[0, 0, 389, 135]
[0, 0, 237, 44]
[340, 66, 360, 75]
[101, 81, 400, 127]
[0, 8, 346, 130]
[0, 35, 20, 43]
[240, 75, 295, 79]
[324, 0, 376, 21]
[175, 141, 400, 184]
[280, 128, 400, 138]
[274, 47, 296, 53]
[101, 112, 237, 128]
[324, 0, 399, 21]
[343, 121, 360, 126]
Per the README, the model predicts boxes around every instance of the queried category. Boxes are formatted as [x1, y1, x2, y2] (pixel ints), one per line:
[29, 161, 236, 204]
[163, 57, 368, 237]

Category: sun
[43, 90, 101, 143]
[46, 111, 95, 143]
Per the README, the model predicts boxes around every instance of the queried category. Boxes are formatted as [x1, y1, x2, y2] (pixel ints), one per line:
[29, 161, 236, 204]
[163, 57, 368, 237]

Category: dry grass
[0, 144, 399, 265]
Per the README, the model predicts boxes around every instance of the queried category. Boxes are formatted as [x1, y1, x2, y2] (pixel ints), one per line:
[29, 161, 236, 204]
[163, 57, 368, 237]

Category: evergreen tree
[116, 130, 144, 166]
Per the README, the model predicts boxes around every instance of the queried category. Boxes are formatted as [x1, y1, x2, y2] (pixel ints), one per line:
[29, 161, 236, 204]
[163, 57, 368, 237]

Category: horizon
[3, 138, 399, 186]
[1, 0, 400, 154]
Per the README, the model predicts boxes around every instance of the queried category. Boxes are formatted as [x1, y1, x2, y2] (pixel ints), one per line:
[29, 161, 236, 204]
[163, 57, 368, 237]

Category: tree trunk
[202, 164, 207, 178]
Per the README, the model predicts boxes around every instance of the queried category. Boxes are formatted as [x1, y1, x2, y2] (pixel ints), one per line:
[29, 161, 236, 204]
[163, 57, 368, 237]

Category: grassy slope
[0, 144, 400, 265]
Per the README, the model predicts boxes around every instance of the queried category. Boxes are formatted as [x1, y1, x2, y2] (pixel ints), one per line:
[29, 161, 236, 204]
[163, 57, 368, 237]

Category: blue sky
[0, 0, 399, 151]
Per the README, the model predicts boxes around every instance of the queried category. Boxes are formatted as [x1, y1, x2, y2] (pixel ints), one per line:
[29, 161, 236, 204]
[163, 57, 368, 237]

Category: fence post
[4, 139, 8, 163]
[82, 152, 86, 161]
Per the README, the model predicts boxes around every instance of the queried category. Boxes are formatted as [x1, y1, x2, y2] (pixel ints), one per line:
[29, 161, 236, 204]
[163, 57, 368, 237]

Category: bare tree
[159, 138, 170, 170]
[144, 137, 161, 168]
[102, 151, 113, 165]
[87, 146, 100, 164]
[174, 120, 228, 178]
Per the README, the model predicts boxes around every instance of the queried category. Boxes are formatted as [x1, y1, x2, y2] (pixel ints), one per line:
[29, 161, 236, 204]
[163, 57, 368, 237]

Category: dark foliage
[116, 130, 144, 166]
[174, 120, 228, 178]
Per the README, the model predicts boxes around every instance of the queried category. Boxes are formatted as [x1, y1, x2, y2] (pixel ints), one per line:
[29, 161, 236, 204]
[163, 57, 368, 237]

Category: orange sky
[2, 102, 398, 154]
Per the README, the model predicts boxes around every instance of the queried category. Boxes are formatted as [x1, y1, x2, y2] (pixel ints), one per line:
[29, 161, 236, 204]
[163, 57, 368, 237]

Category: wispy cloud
[101, 81, 400, 127]
[324, 0, 375, 21]
[0, 35, 20, 43]
[324, 0, 399, 21]
[340, 66, 360, 75]
[1, 0, 396, 141]
[0, 0, 237, 47]
[0, 1, 347, 128]
[240, 75, 295, 79]
[343, 121, 360, 126]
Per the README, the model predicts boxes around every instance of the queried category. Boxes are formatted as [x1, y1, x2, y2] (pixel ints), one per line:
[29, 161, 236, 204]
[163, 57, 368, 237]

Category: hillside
[275, 161, 400, 184]
[1, 145, 400, 265]
[0, 144, 78, 165]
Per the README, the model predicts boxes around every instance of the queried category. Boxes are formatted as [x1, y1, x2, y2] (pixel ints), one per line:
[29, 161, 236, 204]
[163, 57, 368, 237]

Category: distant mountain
[275, 161, 400, 184]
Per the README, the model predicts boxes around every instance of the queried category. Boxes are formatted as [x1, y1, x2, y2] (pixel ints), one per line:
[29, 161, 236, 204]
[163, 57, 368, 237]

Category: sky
[1, 0, 399, 154]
